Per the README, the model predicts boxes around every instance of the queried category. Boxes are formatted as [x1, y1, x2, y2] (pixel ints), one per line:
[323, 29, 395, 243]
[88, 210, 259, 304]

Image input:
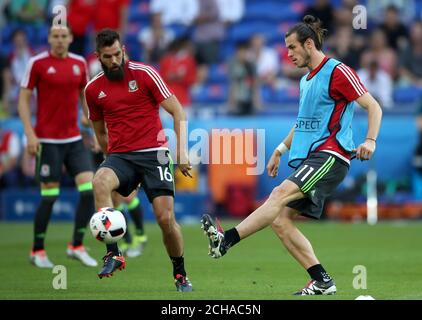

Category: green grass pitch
[0, 220, 421, 300]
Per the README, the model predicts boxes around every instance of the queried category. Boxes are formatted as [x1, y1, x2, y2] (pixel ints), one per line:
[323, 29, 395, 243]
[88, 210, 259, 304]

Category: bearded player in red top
[84, 29, 193, 292]
[18, 25, 98, 268]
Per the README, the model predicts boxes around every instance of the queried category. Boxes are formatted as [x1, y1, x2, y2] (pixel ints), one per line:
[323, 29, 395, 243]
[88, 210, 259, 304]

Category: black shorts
[36, 140, 93, 183]
[100, 150, 175, 202]
[92, 151, 105, 169]
[287, 152, 349, 220]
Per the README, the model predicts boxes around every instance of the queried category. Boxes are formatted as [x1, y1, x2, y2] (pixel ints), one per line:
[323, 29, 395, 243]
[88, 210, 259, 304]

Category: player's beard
[102, 57, 125, 81]
[300, 48, 311, 69]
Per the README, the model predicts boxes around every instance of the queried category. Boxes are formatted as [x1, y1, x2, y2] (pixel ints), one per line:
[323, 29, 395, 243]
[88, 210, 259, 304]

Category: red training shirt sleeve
[330, 64, 367, 102]
[140, 64, 174, 104]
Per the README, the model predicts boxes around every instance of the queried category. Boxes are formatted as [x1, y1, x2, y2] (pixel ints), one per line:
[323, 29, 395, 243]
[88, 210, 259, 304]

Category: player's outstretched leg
[200, 214, 228, 258]
[201, 181, 302, 259]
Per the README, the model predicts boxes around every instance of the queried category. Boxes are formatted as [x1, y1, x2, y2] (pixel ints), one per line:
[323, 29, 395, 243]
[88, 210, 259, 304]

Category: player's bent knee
[92, 172, 115, 196]
[269, 186, 288, 203]
[41, 182, 60, 189]
[155, 209, 176, 230]
[75, 171, 94, 185]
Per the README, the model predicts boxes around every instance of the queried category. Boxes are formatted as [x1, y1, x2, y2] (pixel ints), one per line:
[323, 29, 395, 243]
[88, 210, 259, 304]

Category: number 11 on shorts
[294, 165, 315, 182]
[157, 166, 173, 182]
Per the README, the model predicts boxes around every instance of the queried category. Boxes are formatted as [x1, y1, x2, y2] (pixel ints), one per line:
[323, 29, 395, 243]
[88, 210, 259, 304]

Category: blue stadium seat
[191, 84, 228, 104]
[393, 86, 422, 104]
[125, 39, 142, 61]
[0, 43, 12, 55]
[128, 1, 150, 23]
[1, 23, 35, 46]
[0, 22, 45, 55]
[416, 0, 422, 19]
[275, 88, 300, 104]
[243, 1, 302, 22]
[207, 63, 228, 85]
[261, 85, 300, 104]
[1, 23, 19, 43]
[125, 22, 142, 45]
[260, 86, 273, 103]
[219, 41, 235, 62]
[130, 0, 151, 6]
[34, 24, 49, 47]
[124, 22, 143, 60]
[168, 24, 191, 39]
[227, 21, 277, 42]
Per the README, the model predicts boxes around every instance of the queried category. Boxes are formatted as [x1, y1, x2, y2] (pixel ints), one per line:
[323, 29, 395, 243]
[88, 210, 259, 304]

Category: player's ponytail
[286, 15, 327, 50]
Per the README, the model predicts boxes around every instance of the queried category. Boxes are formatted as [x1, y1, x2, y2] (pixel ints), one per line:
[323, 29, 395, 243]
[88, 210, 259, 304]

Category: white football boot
[30, 250, 54, 268]
[67, 244, 98, 267]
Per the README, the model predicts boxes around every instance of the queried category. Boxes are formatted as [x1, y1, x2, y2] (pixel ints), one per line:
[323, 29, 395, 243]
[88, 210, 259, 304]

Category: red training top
[21, 51, 88, 142]
[85, 61, 174, 153]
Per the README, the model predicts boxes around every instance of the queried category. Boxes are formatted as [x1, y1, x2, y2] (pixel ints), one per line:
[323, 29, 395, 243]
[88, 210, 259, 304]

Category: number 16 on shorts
[157, 166, 173, 182]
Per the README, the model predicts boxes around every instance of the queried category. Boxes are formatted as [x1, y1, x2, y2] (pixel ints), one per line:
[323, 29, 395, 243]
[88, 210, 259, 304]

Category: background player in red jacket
[85, 29, 193, 292]
[18, 25, 97, 268]
[159, 37, 197, 108]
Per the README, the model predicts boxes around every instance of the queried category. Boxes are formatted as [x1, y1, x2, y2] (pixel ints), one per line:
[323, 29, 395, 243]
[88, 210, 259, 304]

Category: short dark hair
[48, 24, 72, 35]
[11, 28, 27, 40]
[95, 29, 121, 52]
[285, 15, 327, 50]
[235, 40, 249, 50]
[385, 4, 399, 13]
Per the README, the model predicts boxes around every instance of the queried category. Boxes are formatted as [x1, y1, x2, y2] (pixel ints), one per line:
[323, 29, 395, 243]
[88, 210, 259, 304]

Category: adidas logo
[47, 66, 56, 74]
[98, 91, 107, 99]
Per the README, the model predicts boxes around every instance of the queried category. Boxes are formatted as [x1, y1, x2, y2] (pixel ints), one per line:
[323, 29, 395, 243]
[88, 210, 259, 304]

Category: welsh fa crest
[128, 80, 138, 92]
[72, 64, 81, 76]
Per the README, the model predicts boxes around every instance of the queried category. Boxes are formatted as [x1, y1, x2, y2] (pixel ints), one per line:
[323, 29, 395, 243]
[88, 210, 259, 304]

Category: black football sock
[223, 228, 241, 248]
[122, 211, 133, 244]
[123, 227, 133, 244]
[72, 184, 95, 247]
[170, 256, 186, 277]
[33, 191, 59, 251]
[127, 197, 145, 235]
[307, 264, 332, 282]
[106, 243, 120, 255]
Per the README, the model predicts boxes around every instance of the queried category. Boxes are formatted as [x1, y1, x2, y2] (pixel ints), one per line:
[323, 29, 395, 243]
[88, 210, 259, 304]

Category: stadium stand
[1, 0, 422, 221]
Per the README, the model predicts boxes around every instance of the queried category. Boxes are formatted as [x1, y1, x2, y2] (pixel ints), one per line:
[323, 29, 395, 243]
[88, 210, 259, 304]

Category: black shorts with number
[36, 140, 94, 183]
[100, 150, 175, 202]
[287, 152, 349, 220]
